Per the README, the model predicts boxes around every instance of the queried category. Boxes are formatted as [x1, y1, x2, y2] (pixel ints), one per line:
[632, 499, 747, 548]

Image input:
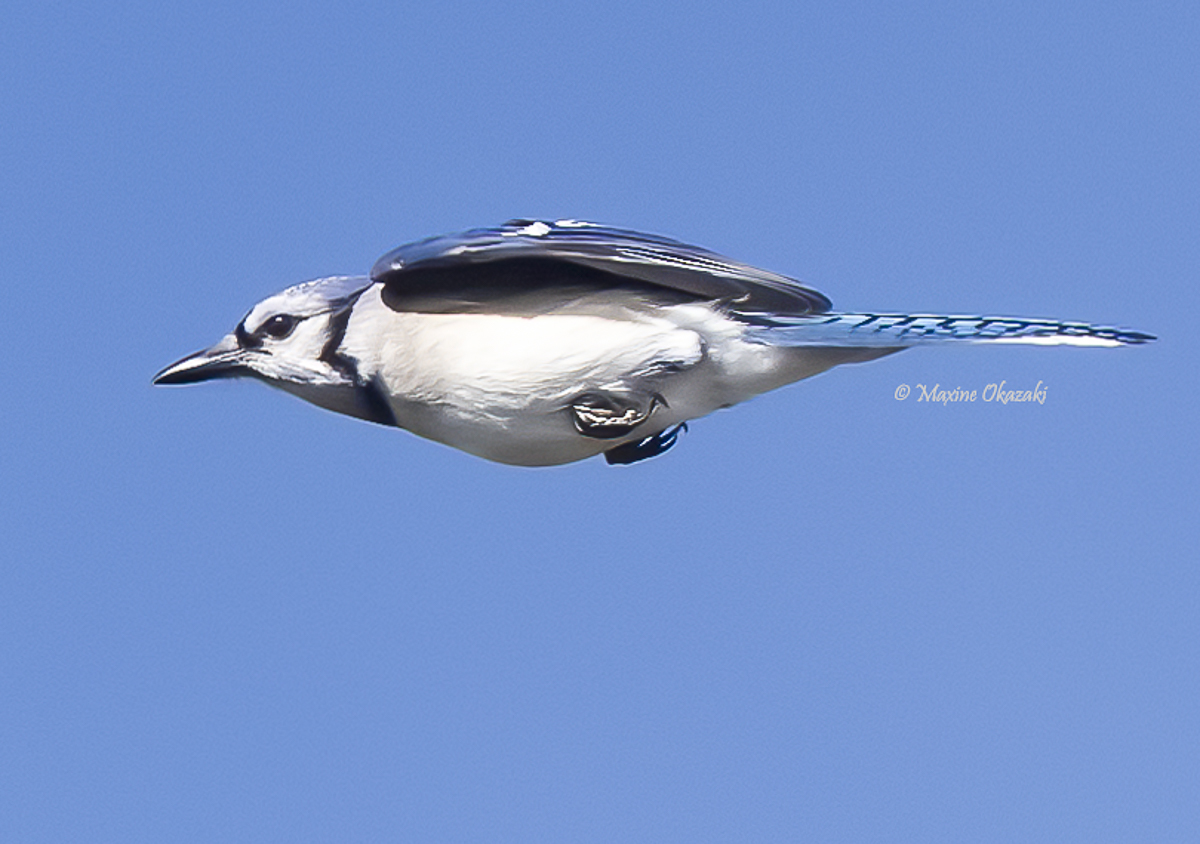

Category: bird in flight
[154, 219, 1153, 466]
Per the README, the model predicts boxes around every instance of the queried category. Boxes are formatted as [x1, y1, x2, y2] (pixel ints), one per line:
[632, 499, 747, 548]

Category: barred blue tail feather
[750, 312, 1156, 349]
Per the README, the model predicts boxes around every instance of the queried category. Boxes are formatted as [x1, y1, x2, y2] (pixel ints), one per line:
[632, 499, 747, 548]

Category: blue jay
[154, 219, 1153, 466]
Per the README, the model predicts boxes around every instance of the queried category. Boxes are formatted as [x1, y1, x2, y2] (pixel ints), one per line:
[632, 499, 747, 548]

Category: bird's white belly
[345, 293, 716, 464]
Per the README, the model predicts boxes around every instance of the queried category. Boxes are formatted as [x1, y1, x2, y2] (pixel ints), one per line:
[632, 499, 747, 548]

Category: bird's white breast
[340, 287, 717, 464]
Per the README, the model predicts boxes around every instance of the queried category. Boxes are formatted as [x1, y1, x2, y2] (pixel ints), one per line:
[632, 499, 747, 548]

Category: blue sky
[2, 2, 1196, 840]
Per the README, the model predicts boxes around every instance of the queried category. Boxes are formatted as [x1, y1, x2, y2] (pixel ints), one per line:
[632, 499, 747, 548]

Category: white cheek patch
[264, 315, 335, 366]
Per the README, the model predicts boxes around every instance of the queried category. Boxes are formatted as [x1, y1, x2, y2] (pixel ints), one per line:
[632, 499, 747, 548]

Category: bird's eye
[261, 314, 298, 339]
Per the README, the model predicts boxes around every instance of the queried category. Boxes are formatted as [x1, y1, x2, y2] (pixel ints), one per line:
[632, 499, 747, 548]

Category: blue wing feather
[370, 219, 832, 317]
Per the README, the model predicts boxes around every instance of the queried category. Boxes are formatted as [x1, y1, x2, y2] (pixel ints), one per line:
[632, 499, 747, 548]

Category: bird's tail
[747, 312, 1155, 348]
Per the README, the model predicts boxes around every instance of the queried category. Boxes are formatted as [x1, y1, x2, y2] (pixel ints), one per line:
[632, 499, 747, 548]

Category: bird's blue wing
[370, 219, 832, 317]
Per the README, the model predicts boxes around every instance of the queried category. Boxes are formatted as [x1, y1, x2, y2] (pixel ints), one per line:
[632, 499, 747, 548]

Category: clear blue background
[3, 2, 1196, 840]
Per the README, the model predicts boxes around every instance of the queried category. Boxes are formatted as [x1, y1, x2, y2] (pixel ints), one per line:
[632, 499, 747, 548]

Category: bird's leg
[569, 390, 663, 440]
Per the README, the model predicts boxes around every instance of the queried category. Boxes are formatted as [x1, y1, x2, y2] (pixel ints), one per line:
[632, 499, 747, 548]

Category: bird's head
[153, 276, 374, 389]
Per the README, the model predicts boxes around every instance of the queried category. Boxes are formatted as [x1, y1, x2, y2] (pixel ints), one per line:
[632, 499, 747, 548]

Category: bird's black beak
[153, 334, 248, 385]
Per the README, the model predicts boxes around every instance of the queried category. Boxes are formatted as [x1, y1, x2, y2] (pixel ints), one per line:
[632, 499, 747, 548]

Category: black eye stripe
[235, 322, 260, 349]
